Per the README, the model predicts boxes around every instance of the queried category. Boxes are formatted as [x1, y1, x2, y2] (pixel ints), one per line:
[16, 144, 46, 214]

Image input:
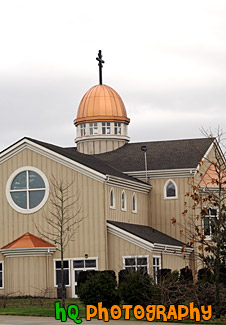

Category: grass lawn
[0, 298, 226, 323]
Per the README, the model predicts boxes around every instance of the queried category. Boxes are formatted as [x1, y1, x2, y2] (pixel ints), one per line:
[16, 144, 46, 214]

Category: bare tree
[180, 127, 226, 318]
[34, 177, 83, 308]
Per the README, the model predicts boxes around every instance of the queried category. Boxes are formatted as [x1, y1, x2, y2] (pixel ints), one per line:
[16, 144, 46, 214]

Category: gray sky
[1, 0, 226, 151]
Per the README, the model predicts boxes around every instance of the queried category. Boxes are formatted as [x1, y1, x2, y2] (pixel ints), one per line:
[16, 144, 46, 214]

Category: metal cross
[96, 50, 105, 85]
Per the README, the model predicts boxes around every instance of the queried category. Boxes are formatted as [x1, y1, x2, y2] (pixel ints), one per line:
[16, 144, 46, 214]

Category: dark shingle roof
[96, 138, 214, 172]
[10, 137, 145, 184]
[107, 220, 185, 247]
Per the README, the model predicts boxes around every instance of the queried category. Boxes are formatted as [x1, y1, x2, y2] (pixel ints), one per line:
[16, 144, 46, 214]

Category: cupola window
[164, 179, 178, 199]
[80, 124, 86, 136]
[89, 123, 98, 135]
[114, 122, 121, 135]
[102, 122, 111, 134]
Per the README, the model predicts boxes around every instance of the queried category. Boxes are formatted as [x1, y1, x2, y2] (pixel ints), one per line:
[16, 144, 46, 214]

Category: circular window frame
[6, 166, 49, 214]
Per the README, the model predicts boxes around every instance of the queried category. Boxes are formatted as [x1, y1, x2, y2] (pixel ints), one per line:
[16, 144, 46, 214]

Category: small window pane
[137, 266, 148, 275]
[137, 257, 147, 265]
[56, 269, 69, 285]
[166, 181, 176, 197]
[0, 273, 2, 287]
[56, 261, 61, 269]
[0, 264, 2, 271]
[85, 259, 96, 268]
[29, 190, 45, 209]
[125, 258, 135, 266]
[11, 172, 27, 190]
[73, 260, 84, 268]
[75, 270, 81, 282]
[11, 191, 27, 209]
[29, 171, 45, 189]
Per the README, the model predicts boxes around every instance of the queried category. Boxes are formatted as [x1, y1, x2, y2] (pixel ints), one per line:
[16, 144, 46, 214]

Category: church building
[0, 51, 216, 298]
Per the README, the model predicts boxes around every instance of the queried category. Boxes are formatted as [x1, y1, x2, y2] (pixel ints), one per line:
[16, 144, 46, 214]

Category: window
[153, 256, 161, 283]
[110, 188, 115, 209]
[54, 260, 70, 287]
[6, 167, 49, 214]
[80, 124, 86, 136]
[203, 208, 218, 238]
[132, 193, 137, 213]
[164, 179, 178, 199]
[0, 262, 3, 289]
[102, 122, 111, 134]
[123, 256, 148, 275]
[121, 190, 126, 211]
[114, 122, 121, 135]
[89, 122, 98, 135]
[72, 258, 97, 297]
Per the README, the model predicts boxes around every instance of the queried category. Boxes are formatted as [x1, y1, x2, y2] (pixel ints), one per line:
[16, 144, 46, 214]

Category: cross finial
[96, 50, 105, 85]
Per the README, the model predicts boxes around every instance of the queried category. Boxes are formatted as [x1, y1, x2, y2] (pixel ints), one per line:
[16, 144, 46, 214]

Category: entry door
[72, 258, 97, 298]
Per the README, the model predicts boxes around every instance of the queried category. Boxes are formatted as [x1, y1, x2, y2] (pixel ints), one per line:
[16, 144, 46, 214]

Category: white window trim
[164, 179, 178, 200]
[132, 192, 137, 213]
[202, 207, 218, 240]
[110, 188, 115, 209]
[123, 255, 149, 273]
[53, 259, 71, 288]
[6, 166, 49, 214]
[0, 261, 4, 289]
[121, 190, 127, 211]
[153, 255, 161, 283]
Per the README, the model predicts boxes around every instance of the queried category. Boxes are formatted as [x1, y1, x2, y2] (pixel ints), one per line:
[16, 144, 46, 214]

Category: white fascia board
[105, 175, 151, 193]
[124, 168, 196, 179]
[0, 247, 57, 258]
[75, 135, 130, 143]
[195, 141, 214, 176]
[107, 223, 193, 256]
[0, 139, 106, 183]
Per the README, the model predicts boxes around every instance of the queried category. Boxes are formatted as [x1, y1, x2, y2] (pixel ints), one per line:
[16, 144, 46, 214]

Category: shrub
[78, 270, 120, 308]
[118, 271, 159, 306]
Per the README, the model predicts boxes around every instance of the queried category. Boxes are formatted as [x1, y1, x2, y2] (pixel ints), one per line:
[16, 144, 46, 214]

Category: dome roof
[74, 84, 130, 126]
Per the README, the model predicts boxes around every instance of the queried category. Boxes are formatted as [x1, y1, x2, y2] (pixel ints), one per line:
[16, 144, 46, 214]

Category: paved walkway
[0, 315, 189, 325]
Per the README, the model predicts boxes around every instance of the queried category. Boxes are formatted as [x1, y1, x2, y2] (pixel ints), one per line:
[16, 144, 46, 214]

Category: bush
[180, 266, 193, 282]
[197, 267, 214, 283]
[78, 270, 120, 308]
[118, 271, 159, 306]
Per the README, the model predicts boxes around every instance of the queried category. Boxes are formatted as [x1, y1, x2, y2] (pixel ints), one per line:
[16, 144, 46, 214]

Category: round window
[6, 167, 49, 214]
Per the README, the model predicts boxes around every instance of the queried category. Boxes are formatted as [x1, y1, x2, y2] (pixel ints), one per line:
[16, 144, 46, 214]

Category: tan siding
[108, 233, 187, 276]
[106, 185, 149, 226]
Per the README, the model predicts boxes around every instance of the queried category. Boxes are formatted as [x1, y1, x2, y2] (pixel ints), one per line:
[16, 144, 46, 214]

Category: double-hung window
[153, 256, 161, 283]
[114, 123, 121, 135]
[123, 256, 148, 275]
[203, 208, 218, 238]
[80, 124, 86, 136]
[55, 260, 70, 286]
[102, 122, 111, 134]
[0, 262, 3, 289]
[89, 123, 98, 135]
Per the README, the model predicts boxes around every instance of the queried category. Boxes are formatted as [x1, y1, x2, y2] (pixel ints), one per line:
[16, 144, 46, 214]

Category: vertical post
[96, 50, 105, 85]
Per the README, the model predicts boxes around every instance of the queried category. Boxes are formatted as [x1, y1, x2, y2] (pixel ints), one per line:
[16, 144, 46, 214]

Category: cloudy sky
[0, 0, 226, 151]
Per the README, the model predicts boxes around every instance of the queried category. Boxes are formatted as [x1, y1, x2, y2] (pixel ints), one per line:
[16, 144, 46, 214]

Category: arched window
[164, 179, 178, 199]
[132, 193, 137, 213]
[110, 188, 115, 209]
[121, 190, 126, 211]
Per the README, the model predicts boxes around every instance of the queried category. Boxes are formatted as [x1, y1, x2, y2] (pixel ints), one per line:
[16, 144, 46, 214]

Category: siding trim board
[107, 223, 193, 257]
[0, 247, 57, 257]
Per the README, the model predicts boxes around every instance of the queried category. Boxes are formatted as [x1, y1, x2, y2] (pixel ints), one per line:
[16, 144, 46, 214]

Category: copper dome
[74, 84, 130, 126]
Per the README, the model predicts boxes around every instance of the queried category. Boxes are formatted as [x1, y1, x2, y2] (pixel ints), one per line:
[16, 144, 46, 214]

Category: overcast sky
[0, 0, 226, 151]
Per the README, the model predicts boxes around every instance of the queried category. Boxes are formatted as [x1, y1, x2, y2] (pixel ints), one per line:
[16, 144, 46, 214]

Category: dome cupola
[74, 51, 130, 154]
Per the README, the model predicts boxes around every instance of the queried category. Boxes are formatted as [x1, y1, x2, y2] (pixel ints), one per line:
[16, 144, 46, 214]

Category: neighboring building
[0, 53, 216, 297]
